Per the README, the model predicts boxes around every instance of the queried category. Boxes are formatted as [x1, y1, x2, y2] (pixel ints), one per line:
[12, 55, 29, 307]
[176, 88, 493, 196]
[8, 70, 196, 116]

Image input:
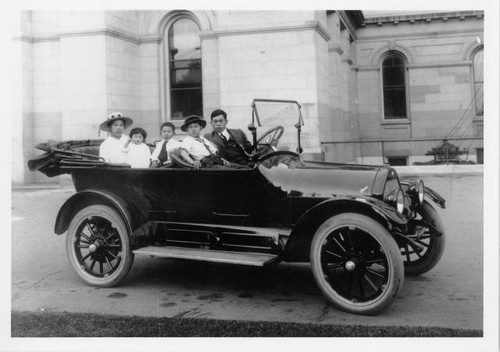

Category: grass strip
[12, 311, 482, 338]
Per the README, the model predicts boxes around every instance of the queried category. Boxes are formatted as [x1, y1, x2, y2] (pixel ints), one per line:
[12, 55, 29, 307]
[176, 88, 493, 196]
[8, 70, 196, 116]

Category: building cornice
[13, 21, 333, 45]
[357, 29, 484, 42]
[200, 21, 331, 42]
[361, 10, 484, 27]
[337, 11, 358, 41]
[12, 28, 162, 45]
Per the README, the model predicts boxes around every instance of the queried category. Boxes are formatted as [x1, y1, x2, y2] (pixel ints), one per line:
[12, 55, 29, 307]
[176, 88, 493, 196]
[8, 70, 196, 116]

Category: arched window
[167, 18, 202, 120]
[382, 53, 407, 119]
[472, 48, 483, 116]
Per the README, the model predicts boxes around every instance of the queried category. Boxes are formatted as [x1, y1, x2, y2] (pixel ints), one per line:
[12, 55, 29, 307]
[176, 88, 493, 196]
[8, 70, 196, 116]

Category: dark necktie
[219, 133, 228, 143]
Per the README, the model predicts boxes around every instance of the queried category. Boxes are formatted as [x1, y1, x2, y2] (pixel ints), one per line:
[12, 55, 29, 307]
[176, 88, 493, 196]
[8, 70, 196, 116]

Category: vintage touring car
[28, 99, 446, 315]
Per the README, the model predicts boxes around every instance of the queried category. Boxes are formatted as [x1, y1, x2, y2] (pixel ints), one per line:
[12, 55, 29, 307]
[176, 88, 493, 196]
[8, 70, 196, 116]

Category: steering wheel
[255, 126, 284, 158]
[257, 150, 302, 168]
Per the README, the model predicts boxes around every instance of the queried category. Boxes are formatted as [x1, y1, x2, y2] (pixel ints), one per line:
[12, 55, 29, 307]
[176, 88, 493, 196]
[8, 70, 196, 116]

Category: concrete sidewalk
[394, 164, 483, 175]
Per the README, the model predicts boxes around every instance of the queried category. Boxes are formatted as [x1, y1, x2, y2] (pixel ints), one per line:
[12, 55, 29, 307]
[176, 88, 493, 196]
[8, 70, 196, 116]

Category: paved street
[11, 172, 484, 331]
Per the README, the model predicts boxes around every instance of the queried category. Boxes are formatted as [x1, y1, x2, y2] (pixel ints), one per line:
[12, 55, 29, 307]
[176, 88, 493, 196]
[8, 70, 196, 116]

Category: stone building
[12, 10, 484, 184]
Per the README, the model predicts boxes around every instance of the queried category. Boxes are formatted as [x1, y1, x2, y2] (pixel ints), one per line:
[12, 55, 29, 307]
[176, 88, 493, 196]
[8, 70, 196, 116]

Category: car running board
[133, 246, 278, 266]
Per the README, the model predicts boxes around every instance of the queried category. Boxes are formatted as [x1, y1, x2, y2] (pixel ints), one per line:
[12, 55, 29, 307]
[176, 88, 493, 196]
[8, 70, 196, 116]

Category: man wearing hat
[99, 112, 133, 164]
[179, 115, 231, 170]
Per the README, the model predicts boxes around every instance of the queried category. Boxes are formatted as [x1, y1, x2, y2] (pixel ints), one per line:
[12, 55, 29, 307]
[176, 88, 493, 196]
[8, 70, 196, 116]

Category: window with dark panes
[386, 156, 408, 166]
[382, 54, 407, 119]
[472, 48, 483, 116]
[168, 18, 202, 120]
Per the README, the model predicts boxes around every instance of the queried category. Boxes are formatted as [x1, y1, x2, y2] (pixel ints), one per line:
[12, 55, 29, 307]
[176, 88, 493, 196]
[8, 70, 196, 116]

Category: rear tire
[310, 213, 404, 315]
[66, 205, 134, 287]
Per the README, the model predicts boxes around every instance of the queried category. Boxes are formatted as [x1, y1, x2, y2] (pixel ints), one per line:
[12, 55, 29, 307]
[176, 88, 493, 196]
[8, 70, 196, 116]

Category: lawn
[11, 311, 482, 337]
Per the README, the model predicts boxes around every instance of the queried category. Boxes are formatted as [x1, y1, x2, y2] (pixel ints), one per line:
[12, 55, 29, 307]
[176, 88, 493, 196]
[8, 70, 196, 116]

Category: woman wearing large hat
[99, 112, 134, 164]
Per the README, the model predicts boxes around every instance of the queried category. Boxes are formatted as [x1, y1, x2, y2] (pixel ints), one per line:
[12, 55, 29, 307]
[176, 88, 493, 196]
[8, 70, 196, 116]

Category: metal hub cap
[88, 240, 103, 253]
[345, 260, 357, 272]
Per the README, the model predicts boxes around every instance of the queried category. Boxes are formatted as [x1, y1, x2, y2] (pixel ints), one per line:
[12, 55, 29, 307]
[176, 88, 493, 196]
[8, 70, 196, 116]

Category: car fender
[283, 196, 407, 262]
[54, 189, 144, 238]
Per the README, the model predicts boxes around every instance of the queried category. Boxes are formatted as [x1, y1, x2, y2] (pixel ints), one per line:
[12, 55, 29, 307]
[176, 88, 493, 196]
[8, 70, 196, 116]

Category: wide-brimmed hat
[181, 115, 207, 132]
[99, 112, 133, 132]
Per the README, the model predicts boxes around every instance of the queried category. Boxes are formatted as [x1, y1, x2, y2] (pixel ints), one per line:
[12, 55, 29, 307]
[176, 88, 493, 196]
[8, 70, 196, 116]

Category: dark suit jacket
[205, 128, 253, 165]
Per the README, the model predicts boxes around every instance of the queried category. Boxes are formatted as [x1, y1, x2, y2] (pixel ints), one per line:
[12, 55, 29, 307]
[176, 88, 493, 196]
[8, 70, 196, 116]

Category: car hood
[258, 161, 390, 198]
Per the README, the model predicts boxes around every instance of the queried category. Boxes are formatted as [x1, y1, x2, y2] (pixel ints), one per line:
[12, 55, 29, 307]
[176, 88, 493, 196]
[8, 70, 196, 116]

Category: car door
[193, 168, 256, 226]
[138, 168, 183, 222]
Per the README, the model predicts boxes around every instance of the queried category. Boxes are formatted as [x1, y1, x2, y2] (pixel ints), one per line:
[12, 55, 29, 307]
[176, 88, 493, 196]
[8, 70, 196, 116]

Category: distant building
[12, 10, 484, 184]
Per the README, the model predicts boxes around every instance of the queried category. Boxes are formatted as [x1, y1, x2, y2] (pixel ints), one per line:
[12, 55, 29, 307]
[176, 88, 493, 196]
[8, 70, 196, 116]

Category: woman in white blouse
[99, 112, 133, 164]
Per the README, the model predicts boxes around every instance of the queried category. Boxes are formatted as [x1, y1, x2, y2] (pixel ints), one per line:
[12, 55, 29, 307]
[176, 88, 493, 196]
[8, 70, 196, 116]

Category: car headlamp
[416, 179, 425, 205]
[395, 189, 405, 214]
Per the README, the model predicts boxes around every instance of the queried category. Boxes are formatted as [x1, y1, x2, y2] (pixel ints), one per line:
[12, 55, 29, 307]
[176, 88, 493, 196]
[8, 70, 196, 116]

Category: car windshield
[253, 99, 304, 153]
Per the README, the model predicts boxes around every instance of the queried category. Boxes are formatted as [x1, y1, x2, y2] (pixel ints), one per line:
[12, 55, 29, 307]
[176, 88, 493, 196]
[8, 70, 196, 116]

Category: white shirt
[126, 143, 151, 168]
[181, 135, 218, 160]
[151, 138, 182, 163]
[219, 129, 230, 140]
[99, 135, 130, 164]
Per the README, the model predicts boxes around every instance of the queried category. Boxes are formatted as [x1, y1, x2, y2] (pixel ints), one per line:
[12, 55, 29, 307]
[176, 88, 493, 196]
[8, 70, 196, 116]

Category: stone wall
[12, 10, 485, 184]
[333, 12, 485, 164]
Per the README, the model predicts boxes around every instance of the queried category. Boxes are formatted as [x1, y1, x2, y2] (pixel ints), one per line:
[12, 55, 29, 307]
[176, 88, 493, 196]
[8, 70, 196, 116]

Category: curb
[12, 182, 74, 191]
[394, 165, 483, 176]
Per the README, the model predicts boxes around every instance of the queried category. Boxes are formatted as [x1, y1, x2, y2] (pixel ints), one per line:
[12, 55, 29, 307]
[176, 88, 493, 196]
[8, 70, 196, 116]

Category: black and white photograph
[4, 0, 499, 351]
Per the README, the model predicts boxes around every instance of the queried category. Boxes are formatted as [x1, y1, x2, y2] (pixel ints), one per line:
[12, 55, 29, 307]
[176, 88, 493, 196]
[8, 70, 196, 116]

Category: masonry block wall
[322, 12, 361, 163]
[349, 13, 484, 165]
[12, 12, 34, 184]
[12, 10, 484, 184]
[202, 10, 328, 157]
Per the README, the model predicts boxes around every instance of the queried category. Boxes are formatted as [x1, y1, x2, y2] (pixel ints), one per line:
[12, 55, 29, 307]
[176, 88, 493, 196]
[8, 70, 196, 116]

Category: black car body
[28, 99, 446, 315]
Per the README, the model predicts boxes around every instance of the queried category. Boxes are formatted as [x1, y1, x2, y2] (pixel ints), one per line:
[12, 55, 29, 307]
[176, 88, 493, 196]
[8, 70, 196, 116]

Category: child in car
[179, 115, 231, 170]
[126, 127, 151, 168]
[150, 122, 182, 167]
[99, 112, 133, 164]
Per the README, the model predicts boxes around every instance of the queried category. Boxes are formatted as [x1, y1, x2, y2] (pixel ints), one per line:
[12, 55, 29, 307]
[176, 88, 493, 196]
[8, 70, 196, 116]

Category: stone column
[59, 12, 108, 140]
[12, 11, 34, 184]
[200, 34, 221, 129]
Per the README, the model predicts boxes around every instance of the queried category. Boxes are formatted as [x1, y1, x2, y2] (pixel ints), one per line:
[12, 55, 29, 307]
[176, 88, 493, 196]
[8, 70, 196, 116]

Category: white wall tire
[310, 213, 404, 315]
[66, 205, 134, 287]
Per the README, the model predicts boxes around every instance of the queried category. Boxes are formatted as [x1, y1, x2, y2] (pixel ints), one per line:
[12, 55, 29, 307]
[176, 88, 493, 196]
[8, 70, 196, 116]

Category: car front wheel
[66, 205, 134, 287]
[402, 201, 446, 276]
[310, 213, 404, 315]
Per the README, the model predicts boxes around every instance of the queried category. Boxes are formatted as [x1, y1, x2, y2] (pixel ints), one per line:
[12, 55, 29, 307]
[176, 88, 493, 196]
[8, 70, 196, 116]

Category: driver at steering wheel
[205, 109, 254, 168]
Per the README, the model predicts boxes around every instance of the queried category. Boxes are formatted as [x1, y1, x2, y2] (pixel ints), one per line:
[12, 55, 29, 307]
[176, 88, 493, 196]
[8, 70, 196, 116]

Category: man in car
[205, 109, 254, 167]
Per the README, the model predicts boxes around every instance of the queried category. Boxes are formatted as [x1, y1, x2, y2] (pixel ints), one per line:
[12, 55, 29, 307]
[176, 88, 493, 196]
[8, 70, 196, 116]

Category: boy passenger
[151, 122, 182, 167]
[179, 115, 231, 170]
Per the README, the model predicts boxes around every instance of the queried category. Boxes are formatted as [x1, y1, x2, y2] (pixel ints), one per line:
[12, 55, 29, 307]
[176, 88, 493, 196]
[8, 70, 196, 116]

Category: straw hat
[99, 112, 133, 132]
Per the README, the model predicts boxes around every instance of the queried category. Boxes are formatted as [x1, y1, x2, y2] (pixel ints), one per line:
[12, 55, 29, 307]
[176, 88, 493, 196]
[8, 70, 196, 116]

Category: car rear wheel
[310, 213, 404, 315]
[402, 201, 446, 276]
[66, 205, 134, 287]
